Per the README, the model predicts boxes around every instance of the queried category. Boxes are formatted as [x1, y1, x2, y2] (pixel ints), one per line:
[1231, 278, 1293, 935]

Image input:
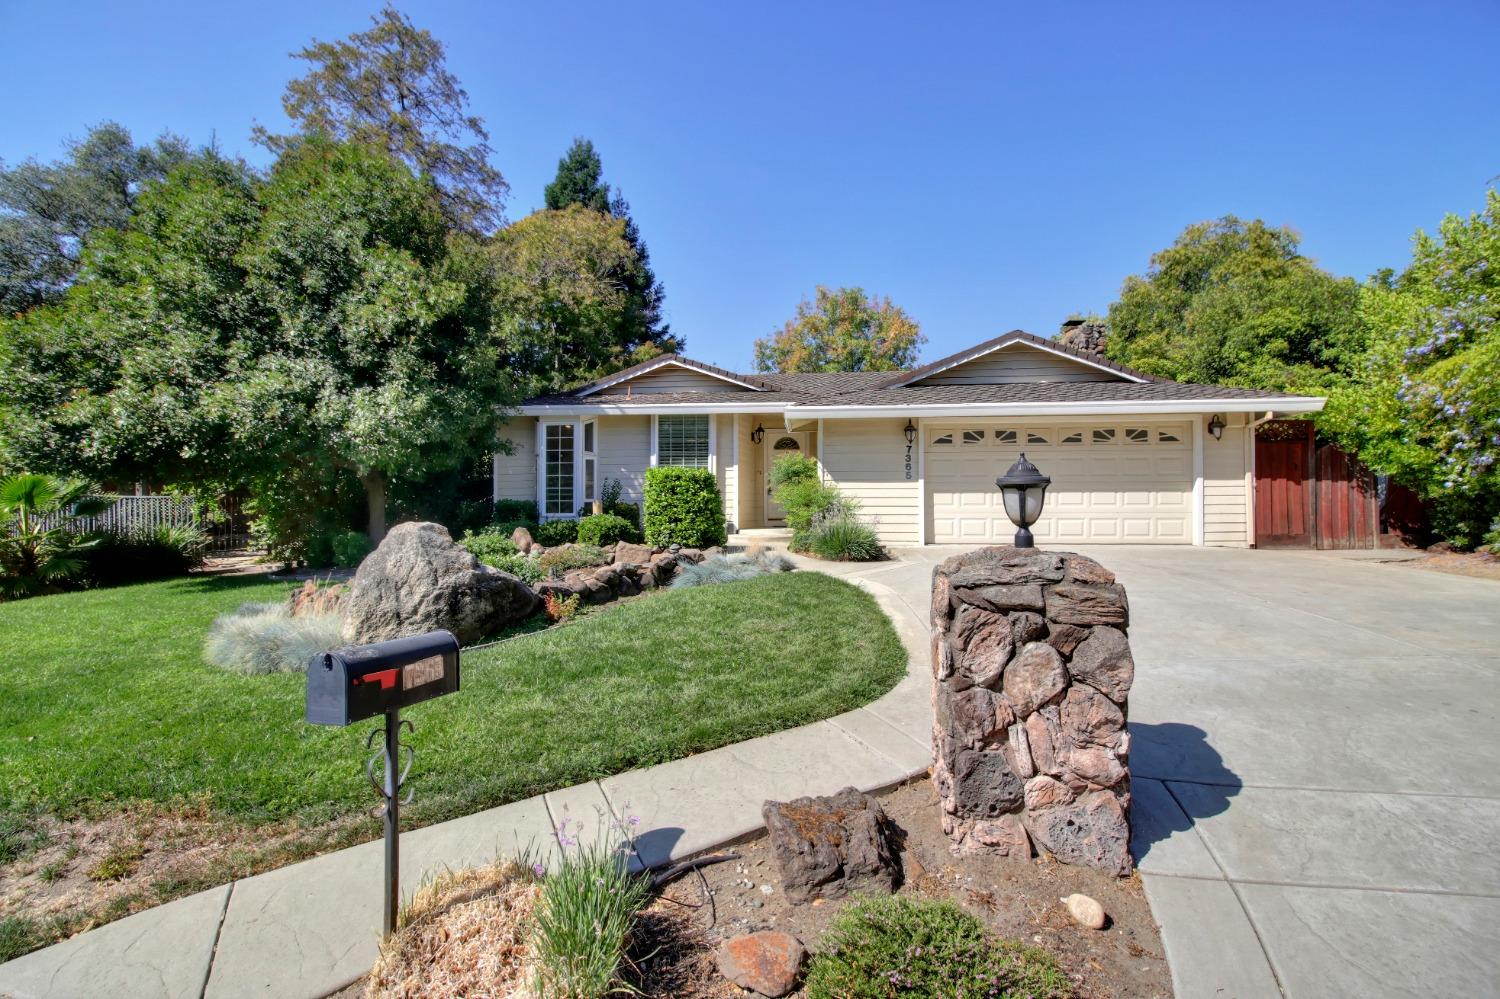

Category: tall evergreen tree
[542, 138, 679, 362]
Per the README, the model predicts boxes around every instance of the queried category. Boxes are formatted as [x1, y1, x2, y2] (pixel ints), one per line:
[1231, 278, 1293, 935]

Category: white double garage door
[927, 420, 1193, 544]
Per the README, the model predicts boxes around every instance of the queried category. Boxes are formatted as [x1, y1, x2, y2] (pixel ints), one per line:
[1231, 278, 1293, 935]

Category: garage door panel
[928, 422, 1192, 545]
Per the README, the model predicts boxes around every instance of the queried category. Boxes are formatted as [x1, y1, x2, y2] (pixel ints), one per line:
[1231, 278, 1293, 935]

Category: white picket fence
[37, 494, 251, 552]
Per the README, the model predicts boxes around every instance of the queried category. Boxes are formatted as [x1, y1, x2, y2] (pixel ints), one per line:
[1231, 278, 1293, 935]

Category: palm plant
[0, 474, 112, 599]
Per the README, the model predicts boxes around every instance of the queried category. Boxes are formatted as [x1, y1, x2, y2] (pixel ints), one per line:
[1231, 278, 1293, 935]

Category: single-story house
[495, 329, 1326, 547]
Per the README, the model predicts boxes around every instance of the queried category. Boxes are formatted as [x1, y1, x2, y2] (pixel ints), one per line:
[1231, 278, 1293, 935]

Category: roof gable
[877, 330, 1152, 388]
[573, 356, 770, 397]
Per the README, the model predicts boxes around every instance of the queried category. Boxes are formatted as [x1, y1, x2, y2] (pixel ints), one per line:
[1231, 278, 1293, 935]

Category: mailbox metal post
[379, 709, 401, 937]
[305, 629, 460, 941]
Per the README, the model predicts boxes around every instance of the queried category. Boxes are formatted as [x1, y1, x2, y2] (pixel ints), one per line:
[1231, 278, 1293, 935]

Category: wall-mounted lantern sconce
[1207, 414, 1225, 441]
[995, 453, 1051, 549]
[750, 423, 765, 445]
[904, 420, 917, 445]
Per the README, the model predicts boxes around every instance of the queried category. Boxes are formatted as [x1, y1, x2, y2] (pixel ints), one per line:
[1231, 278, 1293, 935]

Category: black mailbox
[305, 630, 460, 727]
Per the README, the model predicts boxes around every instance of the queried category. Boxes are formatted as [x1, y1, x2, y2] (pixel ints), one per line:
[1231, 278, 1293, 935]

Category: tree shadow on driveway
[1127, 721, 1242, 869]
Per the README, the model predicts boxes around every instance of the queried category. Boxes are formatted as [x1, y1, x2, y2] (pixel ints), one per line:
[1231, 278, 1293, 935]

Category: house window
[581, 420, 597, 507]
[1060, 431, 1083, 445]
[543, 424, 575, 517]
[962, 429, 985, 444]
[931, 432, 954, 446]
[994, 429, 1018, 444]
[1125, 428, 1149, 443]
[657, 415, 710, 467]
[1093, 428, 1116, 443]
[1027, 431, 1049, 445]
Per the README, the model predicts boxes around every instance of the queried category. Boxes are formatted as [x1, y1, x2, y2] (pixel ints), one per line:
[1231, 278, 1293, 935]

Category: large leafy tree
[1105, 217, 1364, 389]
[542, 138, 678, 364]
[1320, 191, 1500, 546]
[1, 139, 511, 544]
[754, 286, 924, 373]
[0, 122, 191, 314]
[222, 138, 507, 541]
[489, 204, 642, 392]
[0, 152, 260, 483]
[253, 5, 507, 233]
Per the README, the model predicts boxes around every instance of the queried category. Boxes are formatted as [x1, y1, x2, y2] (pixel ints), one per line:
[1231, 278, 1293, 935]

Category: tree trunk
[361, 471, 388, 546]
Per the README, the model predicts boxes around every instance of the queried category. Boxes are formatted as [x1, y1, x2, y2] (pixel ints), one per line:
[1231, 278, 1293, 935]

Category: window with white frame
[581, 420, 597, 507]
[543, 424, 575, 516]
[656, 415, 710, 467]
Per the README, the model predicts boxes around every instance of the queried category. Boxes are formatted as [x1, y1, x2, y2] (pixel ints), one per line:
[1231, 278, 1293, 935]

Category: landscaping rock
[613, 541, 654, 566]
[1064, 893, 1108, 930]
[715, 931, 807, 997]
[763, 787, 899, 904]
[511, 526, 535, 553]
[341, 522, 538, 645]
[931, 546, 1134, 873]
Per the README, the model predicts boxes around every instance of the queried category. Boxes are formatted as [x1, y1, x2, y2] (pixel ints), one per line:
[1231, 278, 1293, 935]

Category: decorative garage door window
[962, 429, 985, 444]
[657, 415, 710, 467]
[931, 431, 954, 446]
[1125, 427, 1150, 443]
[1027, 431, 1049, 444]
[994, 429, 1018, 444]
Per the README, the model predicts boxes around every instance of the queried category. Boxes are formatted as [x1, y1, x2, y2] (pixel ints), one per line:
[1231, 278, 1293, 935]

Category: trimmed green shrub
[494, 498, 540, 524]
[533, 520, 579, 547]
[461, 528, 542, 583]
[804, 516, 884, 561]
[805, 896, 1072, 999]
[329, 530, 372, 568]
[671, 550, 795, 589]
[643, 467, 726, 548]
[770, 453, 845, 547]
[537, 544, 609, 577]
[203, 602, 345, 675]
[577, 513, 639, 547]
[79, 524, 208, 586]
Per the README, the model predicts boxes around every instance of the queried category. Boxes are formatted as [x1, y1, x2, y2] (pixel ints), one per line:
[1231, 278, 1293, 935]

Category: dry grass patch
[368, 860, 541, 999]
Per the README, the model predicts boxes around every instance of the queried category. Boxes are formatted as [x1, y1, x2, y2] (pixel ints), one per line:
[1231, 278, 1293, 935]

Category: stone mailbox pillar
[930, 546, 1134, 874]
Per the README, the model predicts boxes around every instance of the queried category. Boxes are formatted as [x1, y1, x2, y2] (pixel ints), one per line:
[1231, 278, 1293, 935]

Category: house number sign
[904, 440, 914, 481]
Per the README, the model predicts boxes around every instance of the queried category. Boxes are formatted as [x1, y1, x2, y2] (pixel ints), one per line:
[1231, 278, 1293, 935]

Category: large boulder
[341, 522, 538, 645]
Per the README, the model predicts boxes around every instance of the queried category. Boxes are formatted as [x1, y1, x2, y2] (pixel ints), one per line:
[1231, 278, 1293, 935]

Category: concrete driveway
[829, 545, 1500, 998]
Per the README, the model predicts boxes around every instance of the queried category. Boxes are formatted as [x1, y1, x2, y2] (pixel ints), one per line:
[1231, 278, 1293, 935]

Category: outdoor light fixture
[750, 423, 765, 445]
[1207, 414, 1225, 441]
[904, 420, 917, 445]
[995, 453, 1051, 549]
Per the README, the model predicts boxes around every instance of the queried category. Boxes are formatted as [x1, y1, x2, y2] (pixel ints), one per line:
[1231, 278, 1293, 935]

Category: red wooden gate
[1254, 421, 1419, 549]
[1254, 421, 1314, 547]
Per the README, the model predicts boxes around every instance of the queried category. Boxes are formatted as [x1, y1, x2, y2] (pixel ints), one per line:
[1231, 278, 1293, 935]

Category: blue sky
[2, 1, 1496, 370]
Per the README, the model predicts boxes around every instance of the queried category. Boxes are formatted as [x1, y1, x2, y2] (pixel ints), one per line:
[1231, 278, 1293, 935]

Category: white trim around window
[649, 414, 715, 470]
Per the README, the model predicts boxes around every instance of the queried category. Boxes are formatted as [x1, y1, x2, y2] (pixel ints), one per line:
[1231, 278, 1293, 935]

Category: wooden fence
[39, 494, 253, 553]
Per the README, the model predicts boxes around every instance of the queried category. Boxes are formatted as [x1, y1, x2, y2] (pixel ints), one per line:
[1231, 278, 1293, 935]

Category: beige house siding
[493, 418, 538, 504]
[598, 415, 652, 508]
[1202, 414, 1251, 547]
[608, 365, 751, 394]
[717, 414, 738, 529]
[819, 418, 920, 545]
[739, 417, 767, 527]
[916, 344, 1118, 385]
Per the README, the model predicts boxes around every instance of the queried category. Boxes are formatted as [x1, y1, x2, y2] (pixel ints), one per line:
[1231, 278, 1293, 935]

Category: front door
[763, 431, 809, 522]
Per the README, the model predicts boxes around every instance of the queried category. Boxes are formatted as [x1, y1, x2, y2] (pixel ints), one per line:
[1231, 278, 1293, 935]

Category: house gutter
[519, 396, 1328, 418]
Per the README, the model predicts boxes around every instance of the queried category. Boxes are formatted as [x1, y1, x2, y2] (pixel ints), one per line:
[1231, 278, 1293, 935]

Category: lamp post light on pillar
[995, 453, 1051, 548]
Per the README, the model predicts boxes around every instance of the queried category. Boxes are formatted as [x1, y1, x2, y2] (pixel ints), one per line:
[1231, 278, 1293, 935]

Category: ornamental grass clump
[804, 896, 1073, 999]
[530, 816, 650, 999]
[671, 549, 795, 588]
[803, 514, 885, 562]
[203, 601, 344, 675]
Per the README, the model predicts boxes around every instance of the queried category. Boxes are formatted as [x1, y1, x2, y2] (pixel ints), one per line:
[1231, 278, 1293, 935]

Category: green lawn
[0, 570, 905, 831]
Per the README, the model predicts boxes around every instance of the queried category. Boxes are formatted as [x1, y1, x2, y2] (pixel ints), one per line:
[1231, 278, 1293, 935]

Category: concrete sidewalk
[0, 565, 932, 999]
